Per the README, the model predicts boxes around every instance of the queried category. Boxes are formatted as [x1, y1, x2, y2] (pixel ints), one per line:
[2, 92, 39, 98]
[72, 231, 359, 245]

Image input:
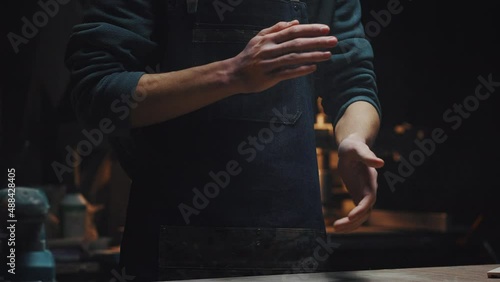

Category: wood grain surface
[169, 264, 500, 282]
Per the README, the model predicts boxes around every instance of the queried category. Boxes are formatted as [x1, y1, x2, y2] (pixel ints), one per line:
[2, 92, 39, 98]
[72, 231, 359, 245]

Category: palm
[338, 146, 378, 205]
[333, 137, 384, 232]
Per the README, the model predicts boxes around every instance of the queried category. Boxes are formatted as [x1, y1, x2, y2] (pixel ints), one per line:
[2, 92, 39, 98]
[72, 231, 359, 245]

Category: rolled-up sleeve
[65, 0, 158, 136]
[316, 0, 382, 127]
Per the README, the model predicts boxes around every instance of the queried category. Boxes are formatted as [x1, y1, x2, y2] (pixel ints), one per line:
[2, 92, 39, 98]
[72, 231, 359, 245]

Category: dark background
[361, 0, 499, 236]
[1, 0, 499, 277]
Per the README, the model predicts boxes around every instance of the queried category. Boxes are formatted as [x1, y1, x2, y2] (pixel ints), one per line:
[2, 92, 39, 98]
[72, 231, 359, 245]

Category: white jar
[60, 192, 88, 239]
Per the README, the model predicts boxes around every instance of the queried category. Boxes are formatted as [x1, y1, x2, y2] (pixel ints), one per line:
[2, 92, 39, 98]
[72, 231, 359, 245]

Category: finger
[347, 194, 376, 221]
[358, 146, 385, 168]
[335, 212, 370, 231]
[332, 216, 351, 233]
[263, 36, 337, 58]
[335, 215, 369, 233]
[263, 51, 331, 70]
[271, 24, 331, 44]
[363, 154, 385, 168]
[259, 20, 299, 36]
[333, 213, 370, 233]
[272, 64, 318, 81]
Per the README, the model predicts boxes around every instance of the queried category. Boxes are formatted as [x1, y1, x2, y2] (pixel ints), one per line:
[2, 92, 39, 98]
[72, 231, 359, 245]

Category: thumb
[359, 147, 385, 168]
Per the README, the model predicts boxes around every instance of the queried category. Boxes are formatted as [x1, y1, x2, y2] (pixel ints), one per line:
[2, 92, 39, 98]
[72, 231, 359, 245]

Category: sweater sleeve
[64, 0, 159, 136]
[315, 0, 382, 127]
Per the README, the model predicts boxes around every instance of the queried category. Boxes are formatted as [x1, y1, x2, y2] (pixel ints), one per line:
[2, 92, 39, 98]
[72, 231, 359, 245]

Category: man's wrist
[337, 133, 367, 146]
[221, 57, 244, 96]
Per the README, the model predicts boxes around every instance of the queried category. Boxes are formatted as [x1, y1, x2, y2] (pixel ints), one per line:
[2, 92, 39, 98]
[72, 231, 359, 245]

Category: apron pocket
[158, 225, 326, 280]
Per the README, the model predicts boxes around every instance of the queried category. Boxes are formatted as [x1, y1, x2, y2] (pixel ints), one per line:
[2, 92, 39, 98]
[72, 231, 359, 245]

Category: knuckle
[274, 42, 287, 53]
[288, 53, 299, 61]
[250, 37, 267, 49]
[258, 43, 273, 55]
[284, 26, 298, 36]
[262, 34, 276, 44]
[290, 26, 300, 33]
[293, 39, 305, 48]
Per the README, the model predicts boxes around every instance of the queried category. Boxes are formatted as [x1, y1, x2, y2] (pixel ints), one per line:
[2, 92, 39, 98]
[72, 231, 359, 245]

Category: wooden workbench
[169, 264, 499, 281]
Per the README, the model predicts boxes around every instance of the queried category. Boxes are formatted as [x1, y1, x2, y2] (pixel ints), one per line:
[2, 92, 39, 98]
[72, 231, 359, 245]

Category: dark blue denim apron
[117, 0, 327, 280]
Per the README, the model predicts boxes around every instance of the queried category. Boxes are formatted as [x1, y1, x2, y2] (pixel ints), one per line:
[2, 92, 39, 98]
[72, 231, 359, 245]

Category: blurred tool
[0, 187, 56, 282]
[60, 147, 88, 240]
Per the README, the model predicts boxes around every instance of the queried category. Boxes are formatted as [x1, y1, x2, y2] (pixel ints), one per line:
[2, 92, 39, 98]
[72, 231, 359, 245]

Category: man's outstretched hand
[333, 135, 385, 233]
[229, 20, 338, 94]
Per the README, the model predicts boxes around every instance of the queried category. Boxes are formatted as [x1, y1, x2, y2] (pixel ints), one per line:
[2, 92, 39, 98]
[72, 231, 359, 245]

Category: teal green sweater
[65, 0, 381, 136]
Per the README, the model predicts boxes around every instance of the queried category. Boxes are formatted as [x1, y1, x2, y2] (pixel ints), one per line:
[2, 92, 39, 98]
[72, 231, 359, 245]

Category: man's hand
[333, 135, 385, 233]
[131, 21, 336, 127]
[229, 20, 338, 94]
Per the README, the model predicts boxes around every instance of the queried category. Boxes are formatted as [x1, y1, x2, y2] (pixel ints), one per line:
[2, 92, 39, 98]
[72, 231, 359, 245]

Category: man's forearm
[131, 58, 240, 128]
[334, 101, 381, 147]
